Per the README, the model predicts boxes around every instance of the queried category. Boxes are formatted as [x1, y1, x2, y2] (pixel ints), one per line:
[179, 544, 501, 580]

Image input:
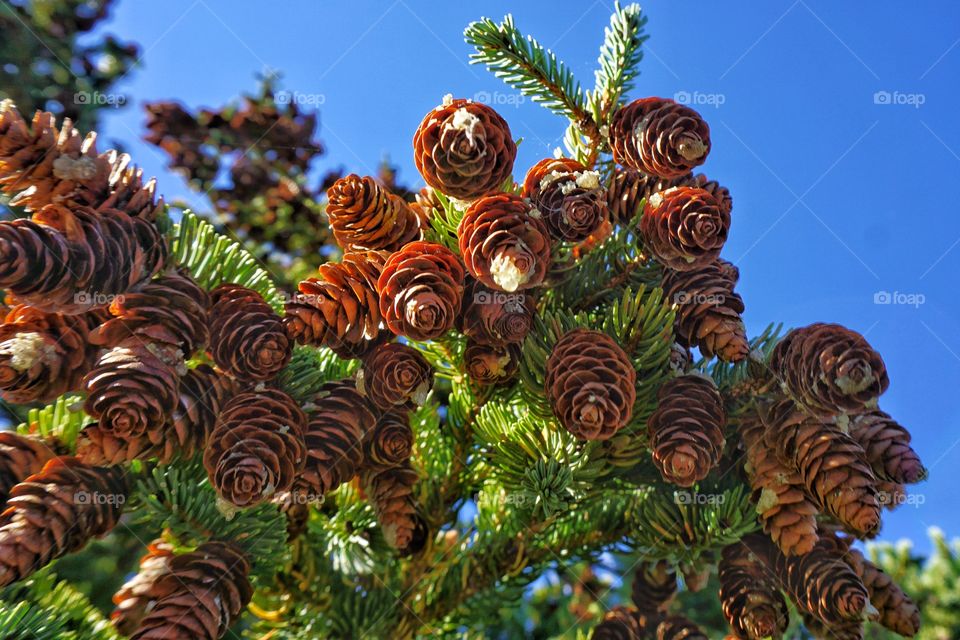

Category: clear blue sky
[94, 0, 960, 552]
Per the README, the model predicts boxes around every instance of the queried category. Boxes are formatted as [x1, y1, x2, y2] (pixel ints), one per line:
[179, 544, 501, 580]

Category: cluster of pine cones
[0, 87, 925, 640]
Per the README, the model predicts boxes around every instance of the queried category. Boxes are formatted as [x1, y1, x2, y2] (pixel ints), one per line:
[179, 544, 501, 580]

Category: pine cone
[284, 250, 389, 358]
[203, 388, 307, 508]
[377, 241, 465, 341]
[591, 606, 644, 640]
[0, 456, 126, 587]
[208, 283, 291, 381]
[300, 381, 377, 499]
[464, 340, 521, 386]
[641, 186, 729, 271]
[647, 375, 725, 487]
[413, 97, 516, 199]
[718, 542, 789, 640]
[801, 613, 864, 640]
[688, 173, 732, 216]
[326, 174, 420, 251]
[631, 561, 677, 613]
[111, 540, 176, 635]
[763, 399, 880, 536]
[610, 97, 711, 178]
[362, 462, 420, 551]
[847, 547, 920, 637]
[359, 342, 433, 410]
[847, 410, 926, 484]
[458, 278, 535, 346]
[0, 433, 57, 504]
[654, 615, 708, 640]
[607, 168, 686, 224]
[770, 323, 889, 415]
[773, 538, 870, 625]
[739, 411, 819, 556]
[458, 193, 551, 292]
[365, 411, 414, 468]
[0, 305, 105, 403]
[661, 260, 749, 362]
[128, 541, 252, 640]
[521, 157, 607, 241]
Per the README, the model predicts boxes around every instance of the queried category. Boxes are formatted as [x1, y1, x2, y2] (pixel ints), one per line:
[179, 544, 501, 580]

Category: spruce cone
[377, 241, 465, 341]
[208, 283, 291, 381]
[607, 168, 685, 223]
[285, 250, 389, 358]
[359, 342, 433, 410]
[763, 399, 881, 536]
[654, 615, 708, 640]
[847, 410, 926, 484]
[0, 433, 57, 504]
[458, 193, 550, 292]
[111, 540, 176, 635]
[641, 186, 729, 271]
[688, 173, 732, 216]
[770, 323, 889, 415]
[458, 278, 535, 346]
[592, 606, 644, 640]
[610, 97, 711, 178]
[773, 538, 870, 625]
[0, 204, 166, 313]
[801, 613, 864, 640]
[300, 381, 377, 499]
[661, 260, 749, 362]
[0, 456, 126, 587]
[325, 174, 420, 251]
[631, 561, 677, 613]
[362, 462, 420, 551]
[0, 104, 163, 219]
[464, 340, 521, 386]
[0, 305, 105, 403]
[521, 157, 607, 241]
[365, 411, 414, 469]
[545, 328, 636, 440]
[413, 97, 516, 199]
[847, 548, 920, 637]
[203, 389, 307, 508]
[647, 375, 725, 487]
[129, 541, 252, 640]
[718, 542, 789, 640]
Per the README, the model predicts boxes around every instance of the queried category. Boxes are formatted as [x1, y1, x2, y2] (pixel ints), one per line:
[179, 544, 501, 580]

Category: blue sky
[94, 0, 960, 552]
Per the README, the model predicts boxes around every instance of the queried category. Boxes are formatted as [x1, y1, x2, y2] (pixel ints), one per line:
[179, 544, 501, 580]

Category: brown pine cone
[607, 168, 686, 224]
[284, 250, 389, 358]
[521, 157, 608, 241]
[413, 186, 442, 220]
[359, 342, 433, 410]
[846, 548, 920, 637]
[641, 186, 729, 271]
[610, 97, 711, 178]
[647, 375, 725, 487]
[0, 104, 163, 219]
[0, 305, 106, 403]
[718, 542, 789, 640]
[591, 606, 644, 640]
[654, 615, 708, 640]
[847, 410, 926, 484]
[630, 561, 677, 613]
[377, 241, 465, 341]
[0, 456, 126, 587]
[739, 411, 819, 556]
[458, 193, 550, 293]
[801, 613, 864, 640]
[203, 388, 307, 508]
[128, 541, 252, 640]
[458, 278, 535, 346]
[275, 492, 311, 541]
[365, 411, 414, 468]
[208, 283, 291, 381]
[763, 399, 880, 537]
[326, 174, 420, 251]
[464, 340, 521, 386]
[773, 538, 870, 625]
[111, 540, 176, 635]
[362, 462, 420, 551]
[688, 173, 732, 216]
[661, 260, 749, 362]
[0, 433, 57, 504]
[413, 97, 516, 199]
[300, 381, 377, 499]
[770, 323, 889, 415]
